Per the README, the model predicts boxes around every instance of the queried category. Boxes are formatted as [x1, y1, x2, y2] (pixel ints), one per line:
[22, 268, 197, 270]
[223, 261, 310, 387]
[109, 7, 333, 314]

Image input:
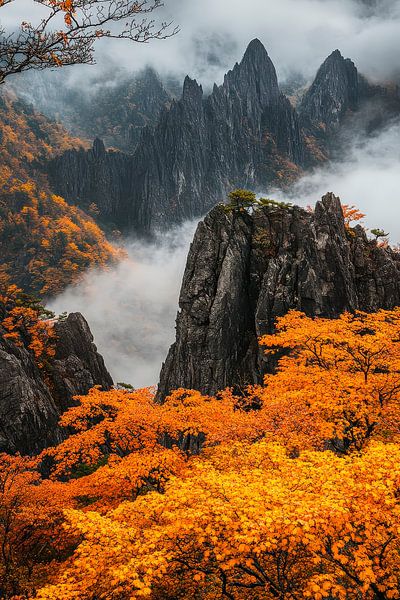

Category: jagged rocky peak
[300, 49, 359, 129]
[157, 192, 400, 399]
[50, 41, 387, 234]
[182, 76, 203, 104]
[0, 312, 113, 454]
[223, 38, 280, 108]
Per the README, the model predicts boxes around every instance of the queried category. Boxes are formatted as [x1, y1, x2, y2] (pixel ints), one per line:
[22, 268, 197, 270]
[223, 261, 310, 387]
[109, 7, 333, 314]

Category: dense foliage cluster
[0, 93, 85, 183]
[1, 309, 400, 598]
[0, 180, 123, 296]
[0, 93, 123, 296]
[0, 285, 55, 369]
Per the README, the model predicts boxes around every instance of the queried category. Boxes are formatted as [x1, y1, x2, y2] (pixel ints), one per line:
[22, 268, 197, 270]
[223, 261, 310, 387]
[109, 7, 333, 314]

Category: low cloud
[48, 120, 400, 387]
[3, 0, 400, 94]
[273, 120, 400, 243]
[48, 221, 198, 388]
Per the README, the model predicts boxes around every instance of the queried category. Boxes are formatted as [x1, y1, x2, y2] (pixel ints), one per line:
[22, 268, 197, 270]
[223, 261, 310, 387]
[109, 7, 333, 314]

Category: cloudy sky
[2, 0, 400, 86]
[134, 0, 400, 84]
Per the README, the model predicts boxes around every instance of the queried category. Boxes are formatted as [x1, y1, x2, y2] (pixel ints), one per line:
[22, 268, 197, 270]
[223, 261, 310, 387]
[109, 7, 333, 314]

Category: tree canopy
[1, 309, 400, 598]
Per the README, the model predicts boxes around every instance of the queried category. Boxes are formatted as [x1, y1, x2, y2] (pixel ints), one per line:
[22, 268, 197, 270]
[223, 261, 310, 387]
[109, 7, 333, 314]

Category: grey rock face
[49, 140, 131, 227]
[157, 193, 400, 399]
[51, 313, 113, 412]
[49, 39, 306, 233]
[0, 334, 61, 454]
[0, 313, 113, 454]
[299, 50, 359, 131]
[48, 41, 399, 235]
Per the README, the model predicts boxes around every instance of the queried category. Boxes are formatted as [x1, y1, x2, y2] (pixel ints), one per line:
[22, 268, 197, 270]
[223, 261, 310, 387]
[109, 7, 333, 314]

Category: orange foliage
[2, 309, 400, 598]
[0, 93, 123, 296]
[0, 92, 86, 184]
[341, 204, 365, 229]
[0, 180, 124, 296]
[0, 285, 55, 369]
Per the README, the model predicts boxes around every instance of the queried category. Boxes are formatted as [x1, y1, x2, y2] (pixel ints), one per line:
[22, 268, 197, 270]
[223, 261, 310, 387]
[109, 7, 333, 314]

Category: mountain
[10, 67, 172, 153]
[48, 40, 306, 232]
[157, 193, 400, 399]
[299, 49, 400, 160]
[48, 40, 399, 235]
[299, 50, 360, 132]
[0, 90, 84, 182]
[0, 312, 112, 454]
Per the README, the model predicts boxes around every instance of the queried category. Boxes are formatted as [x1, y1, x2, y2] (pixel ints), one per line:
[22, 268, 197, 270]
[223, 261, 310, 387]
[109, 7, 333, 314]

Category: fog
[47, 118, 400, 388]
[2, 0, 400, 92]
[48, 221, 198, 388]
[5, 0, 400, 387]
[273, 120, 400, 243]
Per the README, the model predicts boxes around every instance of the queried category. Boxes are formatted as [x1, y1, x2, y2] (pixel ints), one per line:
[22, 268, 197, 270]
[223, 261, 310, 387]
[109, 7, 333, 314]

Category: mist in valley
[9, 0, 400, 388]
[49, 221, 198, 388]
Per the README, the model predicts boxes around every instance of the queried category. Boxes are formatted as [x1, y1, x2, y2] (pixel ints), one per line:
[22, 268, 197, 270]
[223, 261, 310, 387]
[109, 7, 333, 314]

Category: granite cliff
[50, 39, 304, 232]
[157, 193, 400, 399]
[0, 313, 112, 454]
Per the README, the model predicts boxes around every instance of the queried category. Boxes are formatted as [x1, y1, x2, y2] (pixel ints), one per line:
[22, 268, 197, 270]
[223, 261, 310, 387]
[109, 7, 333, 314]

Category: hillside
[10, 67, 172, 153]
[0, 92, 123, 296]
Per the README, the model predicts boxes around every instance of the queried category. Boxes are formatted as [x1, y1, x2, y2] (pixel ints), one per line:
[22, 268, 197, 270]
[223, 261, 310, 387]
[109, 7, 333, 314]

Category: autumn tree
[258, 309, 400, 453]
[341, 204, 365, 229]
[0, 0, 178, 84]
[0, 284, 56, 369]
[34, 441, 400, 600]
[0, 453, 77, 599]
[3, 308, 400, 598]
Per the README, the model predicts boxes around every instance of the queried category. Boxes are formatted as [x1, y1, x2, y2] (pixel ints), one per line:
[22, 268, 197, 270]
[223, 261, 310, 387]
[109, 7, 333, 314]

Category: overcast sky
[2, 0, 400, 87]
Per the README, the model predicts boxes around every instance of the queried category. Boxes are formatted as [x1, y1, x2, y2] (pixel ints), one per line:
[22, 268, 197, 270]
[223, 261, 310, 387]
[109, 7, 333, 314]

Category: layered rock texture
[0, 313, 112, 454]
[299, 50, 360, 132]
[50, 40, 304, 232]
[48, 41, 399, 234]
[157, 193, 400, 399]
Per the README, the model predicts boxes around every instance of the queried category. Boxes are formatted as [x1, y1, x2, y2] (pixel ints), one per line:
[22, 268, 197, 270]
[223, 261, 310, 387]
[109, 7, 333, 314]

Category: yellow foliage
[2, 309, 400, 598]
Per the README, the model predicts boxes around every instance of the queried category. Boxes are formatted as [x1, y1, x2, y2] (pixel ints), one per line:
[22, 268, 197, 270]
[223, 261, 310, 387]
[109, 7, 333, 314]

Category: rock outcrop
[157, 193, 400, 399]
[48, 41, 399, 235]
[49, 139, 131, 227]
[48, 40, 307, 233]
[0, 313, 113, 454]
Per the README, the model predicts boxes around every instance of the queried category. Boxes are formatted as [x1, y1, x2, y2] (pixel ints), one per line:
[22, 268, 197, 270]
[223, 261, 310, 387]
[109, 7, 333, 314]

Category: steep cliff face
[298, 49, 400, 157]
[49, 40, 306, 233]
[157, 193, 400, 398]
[48, 40, 399, 234]
[299, 50, 360, 132]
[48, 138, 131, 227]
[0, 313, 113, 454]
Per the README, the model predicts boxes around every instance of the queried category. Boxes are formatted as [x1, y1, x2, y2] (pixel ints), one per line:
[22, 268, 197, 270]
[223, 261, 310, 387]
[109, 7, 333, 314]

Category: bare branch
[0, 0, 178, 83]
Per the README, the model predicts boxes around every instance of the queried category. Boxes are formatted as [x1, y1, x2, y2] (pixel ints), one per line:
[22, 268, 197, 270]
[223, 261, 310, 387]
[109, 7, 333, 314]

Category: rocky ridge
[48, 41, 398, 234]
[157, 193, 400, 399]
